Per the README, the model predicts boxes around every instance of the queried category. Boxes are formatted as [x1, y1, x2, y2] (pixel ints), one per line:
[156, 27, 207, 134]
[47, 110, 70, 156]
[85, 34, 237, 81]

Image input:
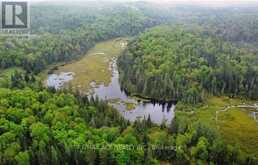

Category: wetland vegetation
[45, 38, 127, 92]
[0, 1, 258, 164]
[45, 38, 176, 124]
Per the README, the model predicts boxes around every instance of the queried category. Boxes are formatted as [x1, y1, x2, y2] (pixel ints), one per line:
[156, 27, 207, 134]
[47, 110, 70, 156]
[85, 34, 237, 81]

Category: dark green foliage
[1, 2, 258, 164]
[0, 3, 157, 74]
[118, 26, 258, 103]
[0, 87, 257, 164]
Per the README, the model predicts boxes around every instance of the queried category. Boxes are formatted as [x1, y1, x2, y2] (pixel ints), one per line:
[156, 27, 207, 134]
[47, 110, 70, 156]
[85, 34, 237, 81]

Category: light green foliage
[15, 151, 30, 165]
[191, 137, 209, 160]
[0, 88, 128, 164]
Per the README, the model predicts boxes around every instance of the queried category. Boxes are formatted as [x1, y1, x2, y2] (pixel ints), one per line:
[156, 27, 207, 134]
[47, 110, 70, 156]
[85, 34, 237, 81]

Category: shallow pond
[46, 39, 175, 124]
[90, 59, 175, 124]
[47, 72, 75, 90]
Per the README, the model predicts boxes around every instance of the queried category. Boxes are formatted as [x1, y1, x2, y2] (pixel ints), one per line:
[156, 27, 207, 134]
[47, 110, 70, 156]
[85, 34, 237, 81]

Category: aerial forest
[0, 1, 258, 165]
[118, 26, 258, 104]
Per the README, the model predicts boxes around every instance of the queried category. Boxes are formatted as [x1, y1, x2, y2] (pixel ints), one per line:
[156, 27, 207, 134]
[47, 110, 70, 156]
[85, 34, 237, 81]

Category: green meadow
[43, 38, 127, 93]
[180, 96, 258, 156]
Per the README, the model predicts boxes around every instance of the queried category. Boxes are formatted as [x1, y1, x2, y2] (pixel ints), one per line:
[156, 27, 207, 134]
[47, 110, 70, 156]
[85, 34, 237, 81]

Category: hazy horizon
[20, 0, 258, 7]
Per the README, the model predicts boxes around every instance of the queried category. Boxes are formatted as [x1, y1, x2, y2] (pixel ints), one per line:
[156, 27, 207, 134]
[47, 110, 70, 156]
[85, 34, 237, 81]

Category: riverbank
[42, 38, 128, 92]
[43, 38, 176, 124]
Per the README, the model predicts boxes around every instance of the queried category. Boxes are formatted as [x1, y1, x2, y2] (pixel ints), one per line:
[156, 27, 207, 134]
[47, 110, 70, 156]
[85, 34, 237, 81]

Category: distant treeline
[0, 4, 158, 74]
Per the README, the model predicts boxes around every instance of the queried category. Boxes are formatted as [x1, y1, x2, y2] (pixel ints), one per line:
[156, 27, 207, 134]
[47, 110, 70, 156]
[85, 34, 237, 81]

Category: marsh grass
[43, 38, 128, 92]
[219, 108, 258, 156]
[190, 96, 258, 155]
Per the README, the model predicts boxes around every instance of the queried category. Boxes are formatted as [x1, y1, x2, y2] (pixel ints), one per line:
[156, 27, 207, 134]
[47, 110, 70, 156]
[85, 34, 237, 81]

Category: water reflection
[47, 72, 75, 90]
[46, 59, 175, 124]
[90, 59, 175, 124]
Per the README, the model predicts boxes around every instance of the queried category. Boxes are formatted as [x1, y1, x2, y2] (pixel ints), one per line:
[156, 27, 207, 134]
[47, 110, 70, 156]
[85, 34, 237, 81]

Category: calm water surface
[89, 59, 175, 124]
[46, 43, 175, 124]
[47, 72, 75, 90]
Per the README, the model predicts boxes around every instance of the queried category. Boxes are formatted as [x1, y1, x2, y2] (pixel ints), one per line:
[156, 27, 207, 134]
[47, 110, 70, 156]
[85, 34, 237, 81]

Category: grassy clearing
[219, 108, 258, 156]
[187, 96, 254, 126]
[185, 96, 258, 155]
[42, 38, 128, 93]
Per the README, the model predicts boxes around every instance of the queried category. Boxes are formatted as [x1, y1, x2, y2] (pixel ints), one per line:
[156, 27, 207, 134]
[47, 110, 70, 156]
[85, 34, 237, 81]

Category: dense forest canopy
[0, 1, 258, 164]
[1, 87, 257, 164]
[30, 2, 161, 34]
[0, 3, 158, 74]
[30, 1, 258, 47]
[118, 26, 258, 103]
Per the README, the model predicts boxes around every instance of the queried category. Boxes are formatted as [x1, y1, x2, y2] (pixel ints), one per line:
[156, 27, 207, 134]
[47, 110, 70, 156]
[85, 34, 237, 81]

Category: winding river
[46, 38, 175, 124]
[90, 59, 175, 124]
